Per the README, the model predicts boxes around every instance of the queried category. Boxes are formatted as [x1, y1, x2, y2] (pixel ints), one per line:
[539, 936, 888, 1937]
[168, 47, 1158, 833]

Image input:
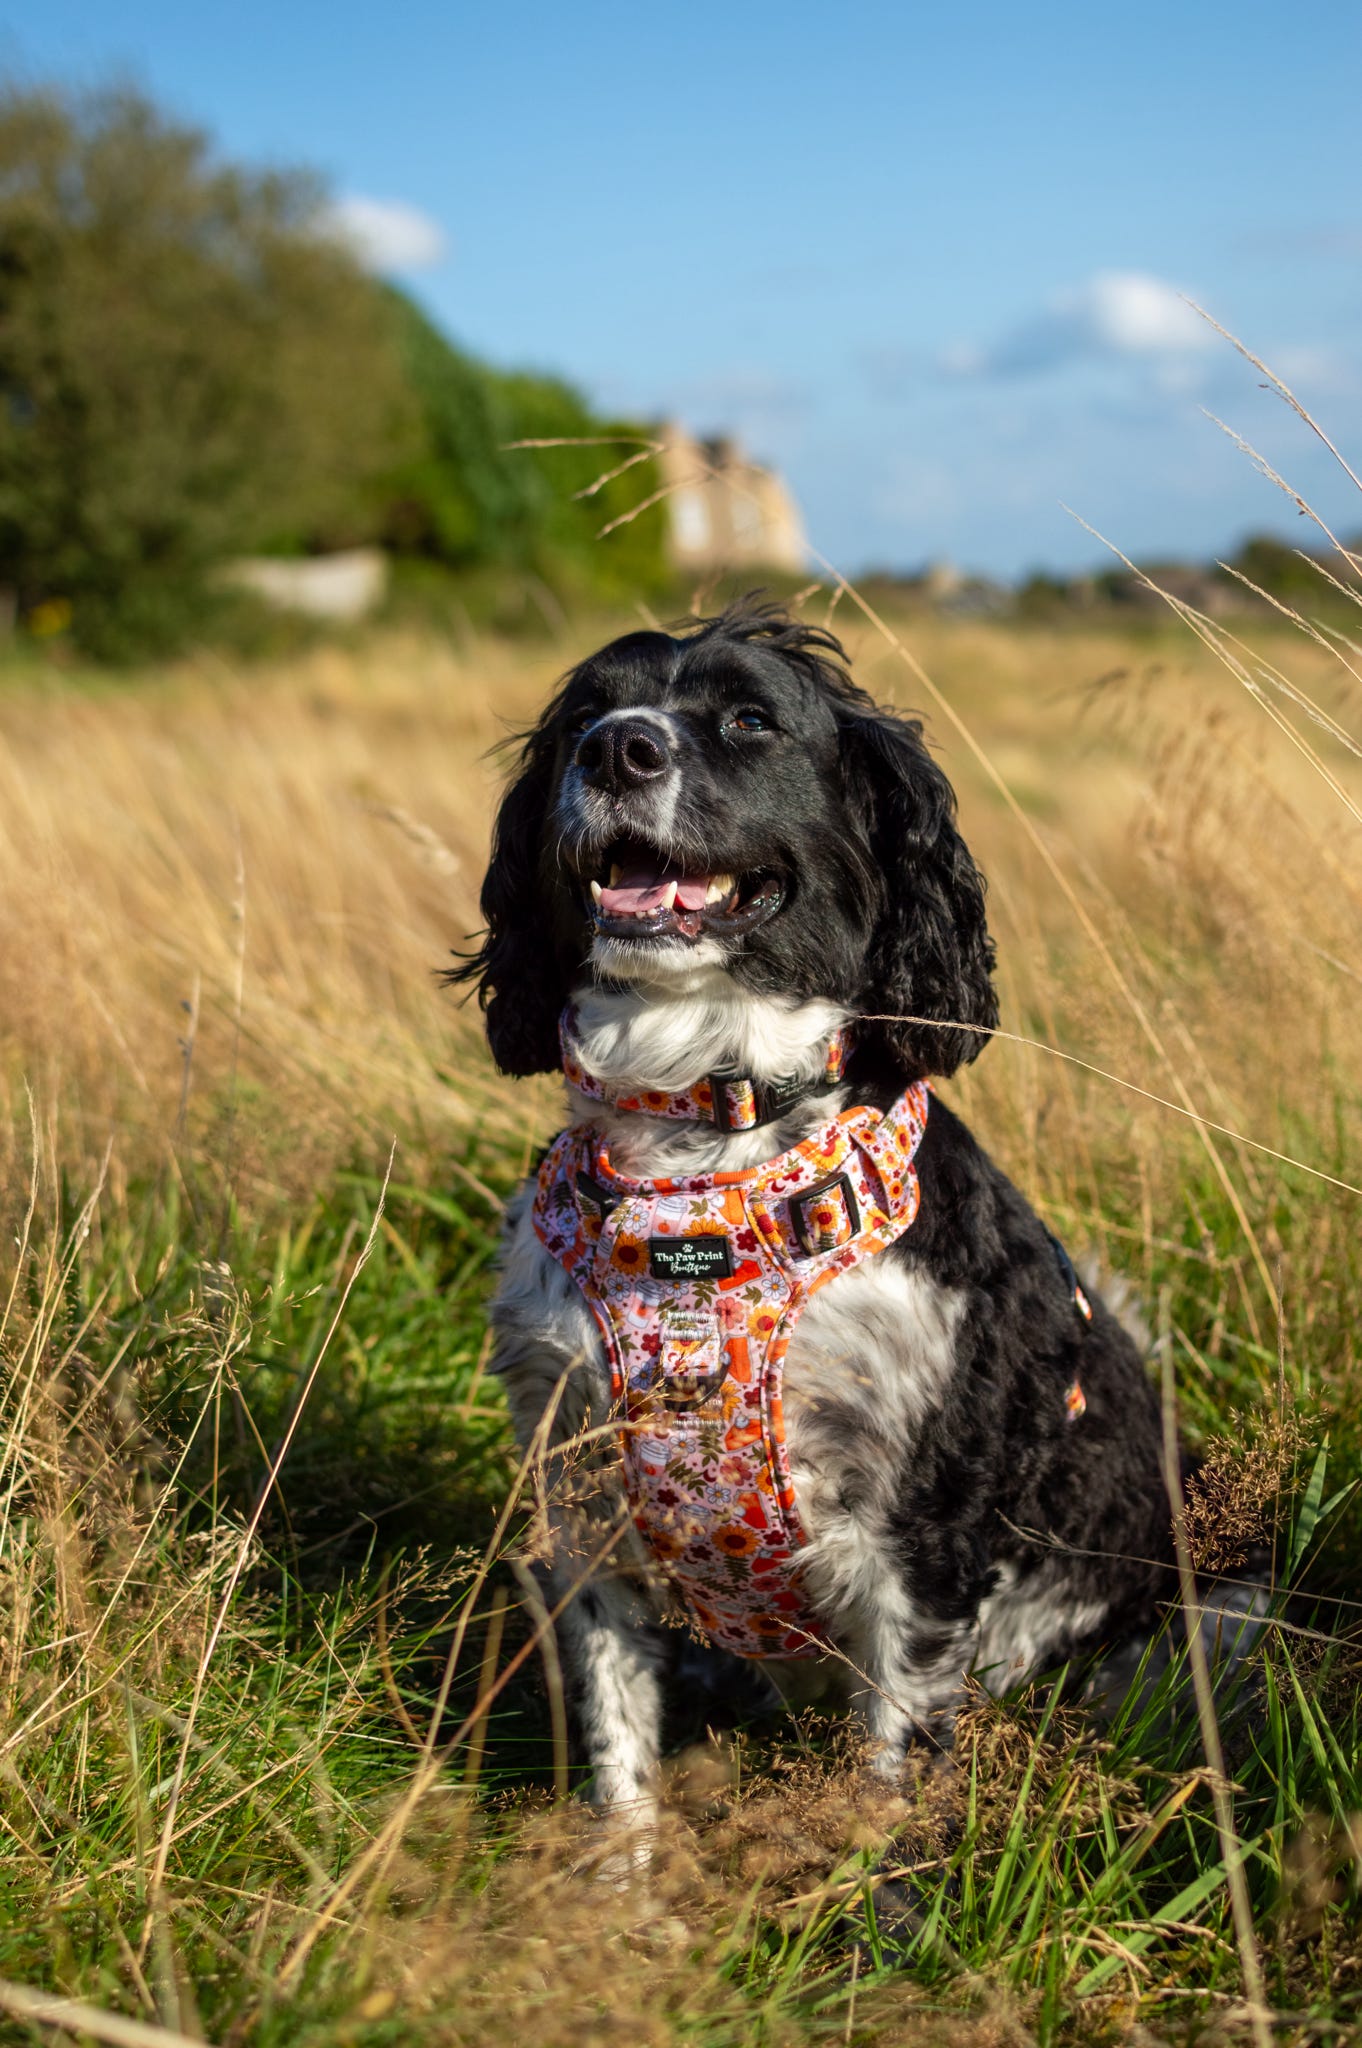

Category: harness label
[649, 1234, 733, 1280]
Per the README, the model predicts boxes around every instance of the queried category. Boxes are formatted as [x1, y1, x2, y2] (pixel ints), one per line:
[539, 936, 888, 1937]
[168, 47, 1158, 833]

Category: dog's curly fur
[454, 598, 1181, 1829]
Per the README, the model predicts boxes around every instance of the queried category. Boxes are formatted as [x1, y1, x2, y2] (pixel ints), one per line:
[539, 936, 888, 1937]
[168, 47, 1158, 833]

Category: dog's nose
[574, 716, 670, 792]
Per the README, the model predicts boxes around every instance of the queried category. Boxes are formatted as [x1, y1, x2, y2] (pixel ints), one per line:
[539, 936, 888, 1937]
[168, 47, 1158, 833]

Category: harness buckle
[576, 1170, 620, 1224]
[789, 1171, 861, 1257]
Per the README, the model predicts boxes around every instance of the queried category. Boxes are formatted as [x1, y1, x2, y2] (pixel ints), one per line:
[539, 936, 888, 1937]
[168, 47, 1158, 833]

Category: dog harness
[532, 1077, 931, 1658]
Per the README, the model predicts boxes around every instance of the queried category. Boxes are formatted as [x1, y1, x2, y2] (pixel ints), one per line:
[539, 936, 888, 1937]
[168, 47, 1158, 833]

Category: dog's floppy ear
[840, 704, 997, 1079]
[447, 718, 572, 1077]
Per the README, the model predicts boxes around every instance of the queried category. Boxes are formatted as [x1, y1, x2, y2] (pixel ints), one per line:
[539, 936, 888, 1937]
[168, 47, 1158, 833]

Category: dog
[454, 597, 1184, 1832]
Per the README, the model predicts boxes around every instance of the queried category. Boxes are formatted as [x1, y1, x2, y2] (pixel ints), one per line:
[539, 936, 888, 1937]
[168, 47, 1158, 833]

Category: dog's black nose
[574, 716, 670, 791]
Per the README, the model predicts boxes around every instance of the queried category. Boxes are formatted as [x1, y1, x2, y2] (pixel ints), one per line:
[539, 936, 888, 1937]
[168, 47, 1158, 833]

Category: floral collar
[558, 1004, 853, 1131]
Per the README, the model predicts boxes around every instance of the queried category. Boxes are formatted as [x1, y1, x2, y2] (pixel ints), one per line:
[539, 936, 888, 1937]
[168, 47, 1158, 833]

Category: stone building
[656, 426, 807, 574]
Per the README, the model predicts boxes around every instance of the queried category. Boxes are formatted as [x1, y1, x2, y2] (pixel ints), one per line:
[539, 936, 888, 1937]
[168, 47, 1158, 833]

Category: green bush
[380, 290, 670, 602]
[0, 85, 417, 658]
[1218, 530, 1345, 604]
[0, 83, 670, 662]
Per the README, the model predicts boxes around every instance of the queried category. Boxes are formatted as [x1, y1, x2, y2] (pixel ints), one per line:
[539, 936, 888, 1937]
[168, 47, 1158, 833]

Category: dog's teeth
[704, 873, 735, 905]
[589, 879, 603, 904]
[608, 862, 622, 887]
[659, 880, 678, 911]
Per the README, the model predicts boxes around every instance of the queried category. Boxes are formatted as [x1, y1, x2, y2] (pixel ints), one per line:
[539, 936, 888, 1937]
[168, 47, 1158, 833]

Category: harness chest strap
[531, 1084, 931, 1659]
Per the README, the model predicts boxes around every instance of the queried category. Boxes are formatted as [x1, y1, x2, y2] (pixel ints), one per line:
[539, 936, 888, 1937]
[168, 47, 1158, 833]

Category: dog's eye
[725, 707, 773, 734]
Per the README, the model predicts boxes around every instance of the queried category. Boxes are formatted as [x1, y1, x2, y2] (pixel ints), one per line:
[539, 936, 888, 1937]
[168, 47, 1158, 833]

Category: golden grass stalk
[1158, 1300, 1271, 2048]
[0, 1976, 207, 2048]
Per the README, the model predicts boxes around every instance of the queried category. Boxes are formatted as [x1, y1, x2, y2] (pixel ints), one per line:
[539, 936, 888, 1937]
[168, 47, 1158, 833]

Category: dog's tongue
[599, 858, 712, 915]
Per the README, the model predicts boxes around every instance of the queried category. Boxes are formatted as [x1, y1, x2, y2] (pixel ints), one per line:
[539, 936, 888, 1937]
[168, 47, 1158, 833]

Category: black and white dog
[455, 599, 1179, 1829]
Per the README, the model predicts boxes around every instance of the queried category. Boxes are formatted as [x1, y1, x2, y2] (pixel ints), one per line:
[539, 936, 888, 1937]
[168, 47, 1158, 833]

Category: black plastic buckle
[707, 1070, 745, 1132]
[790, 1170, 861, 1257]
[577, 1170, 620, 1221]
[709, 1067, 810, 1131]
[754, 1069, 815, 1125]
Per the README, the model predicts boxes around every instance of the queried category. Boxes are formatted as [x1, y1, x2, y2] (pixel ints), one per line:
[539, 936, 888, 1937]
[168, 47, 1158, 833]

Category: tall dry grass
[1, 609, 1356, 1178]
[2, 600, 1358, 1371]
[2, 576, 1361, 2044]
[0, 629, 570, 1208]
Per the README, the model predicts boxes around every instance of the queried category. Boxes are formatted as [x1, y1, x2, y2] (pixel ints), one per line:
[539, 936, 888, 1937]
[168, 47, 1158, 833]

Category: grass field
[2, 583, 1361, 2046]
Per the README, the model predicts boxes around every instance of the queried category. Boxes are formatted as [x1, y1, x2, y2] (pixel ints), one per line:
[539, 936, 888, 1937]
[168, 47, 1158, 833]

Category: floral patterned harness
[531, 1083, 931, 1659]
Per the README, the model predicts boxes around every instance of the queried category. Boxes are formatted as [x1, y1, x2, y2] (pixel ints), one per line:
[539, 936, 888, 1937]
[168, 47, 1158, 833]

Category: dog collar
[558, 1005, 853, 1131]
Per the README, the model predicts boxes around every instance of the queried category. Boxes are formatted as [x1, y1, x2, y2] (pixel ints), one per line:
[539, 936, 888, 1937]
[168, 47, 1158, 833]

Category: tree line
[0, 85, 669, 658]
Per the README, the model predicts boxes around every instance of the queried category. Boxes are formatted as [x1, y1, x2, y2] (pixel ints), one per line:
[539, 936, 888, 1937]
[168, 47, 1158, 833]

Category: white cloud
[1080, 273, 1210, 353]
[942, 272, 1215, 379]
[325, 194, 448, 274]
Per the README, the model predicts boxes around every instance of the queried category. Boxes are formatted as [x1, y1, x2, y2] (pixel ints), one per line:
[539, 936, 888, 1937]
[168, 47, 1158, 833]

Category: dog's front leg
[499, 1339, 668, 1829]
[549, 1557, 666, 1826]
[491, 1207, 667, 1833]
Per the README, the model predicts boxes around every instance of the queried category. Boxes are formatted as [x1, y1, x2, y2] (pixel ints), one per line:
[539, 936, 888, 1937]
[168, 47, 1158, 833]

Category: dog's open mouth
[582, 840, 784, 942]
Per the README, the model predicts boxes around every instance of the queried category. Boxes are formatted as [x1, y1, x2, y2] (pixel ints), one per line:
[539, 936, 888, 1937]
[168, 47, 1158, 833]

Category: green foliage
[1015, 571, 1072, 618]
[380, 289, 670, 602]
[0, 85, 415, 658]
[4, 1138, 1361, 2044]
[1218, 531, 1351, 605]
[0, 85, 667, 663]
[379, 296, 528, 568]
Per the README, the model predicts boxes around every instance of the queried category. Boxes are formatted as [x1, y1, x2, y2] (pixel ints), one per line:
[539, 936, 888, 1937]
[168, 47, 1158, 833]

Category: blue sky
[6, 1, 1360, 577]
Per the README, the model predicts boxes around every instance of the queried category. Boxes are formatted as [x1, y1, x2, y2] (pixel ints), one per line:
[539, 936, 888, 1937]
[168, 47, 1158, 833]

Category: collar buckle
[708, 1067, 834, 1133]
[706, 1070, 747, 1133]
[754, 1069, 818, 1126]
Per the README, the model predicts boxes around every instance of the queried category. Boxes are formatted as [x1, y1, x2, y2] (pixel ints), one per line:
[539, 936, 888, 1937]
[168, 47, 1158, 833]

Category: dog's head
[453, 598, 997, 1081]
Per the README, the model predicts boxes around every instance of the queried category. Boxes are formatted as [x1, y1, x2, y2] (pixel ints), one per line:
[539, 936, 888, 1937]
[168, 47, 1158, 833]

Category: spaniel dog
[455, 598, 1182, 1832]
